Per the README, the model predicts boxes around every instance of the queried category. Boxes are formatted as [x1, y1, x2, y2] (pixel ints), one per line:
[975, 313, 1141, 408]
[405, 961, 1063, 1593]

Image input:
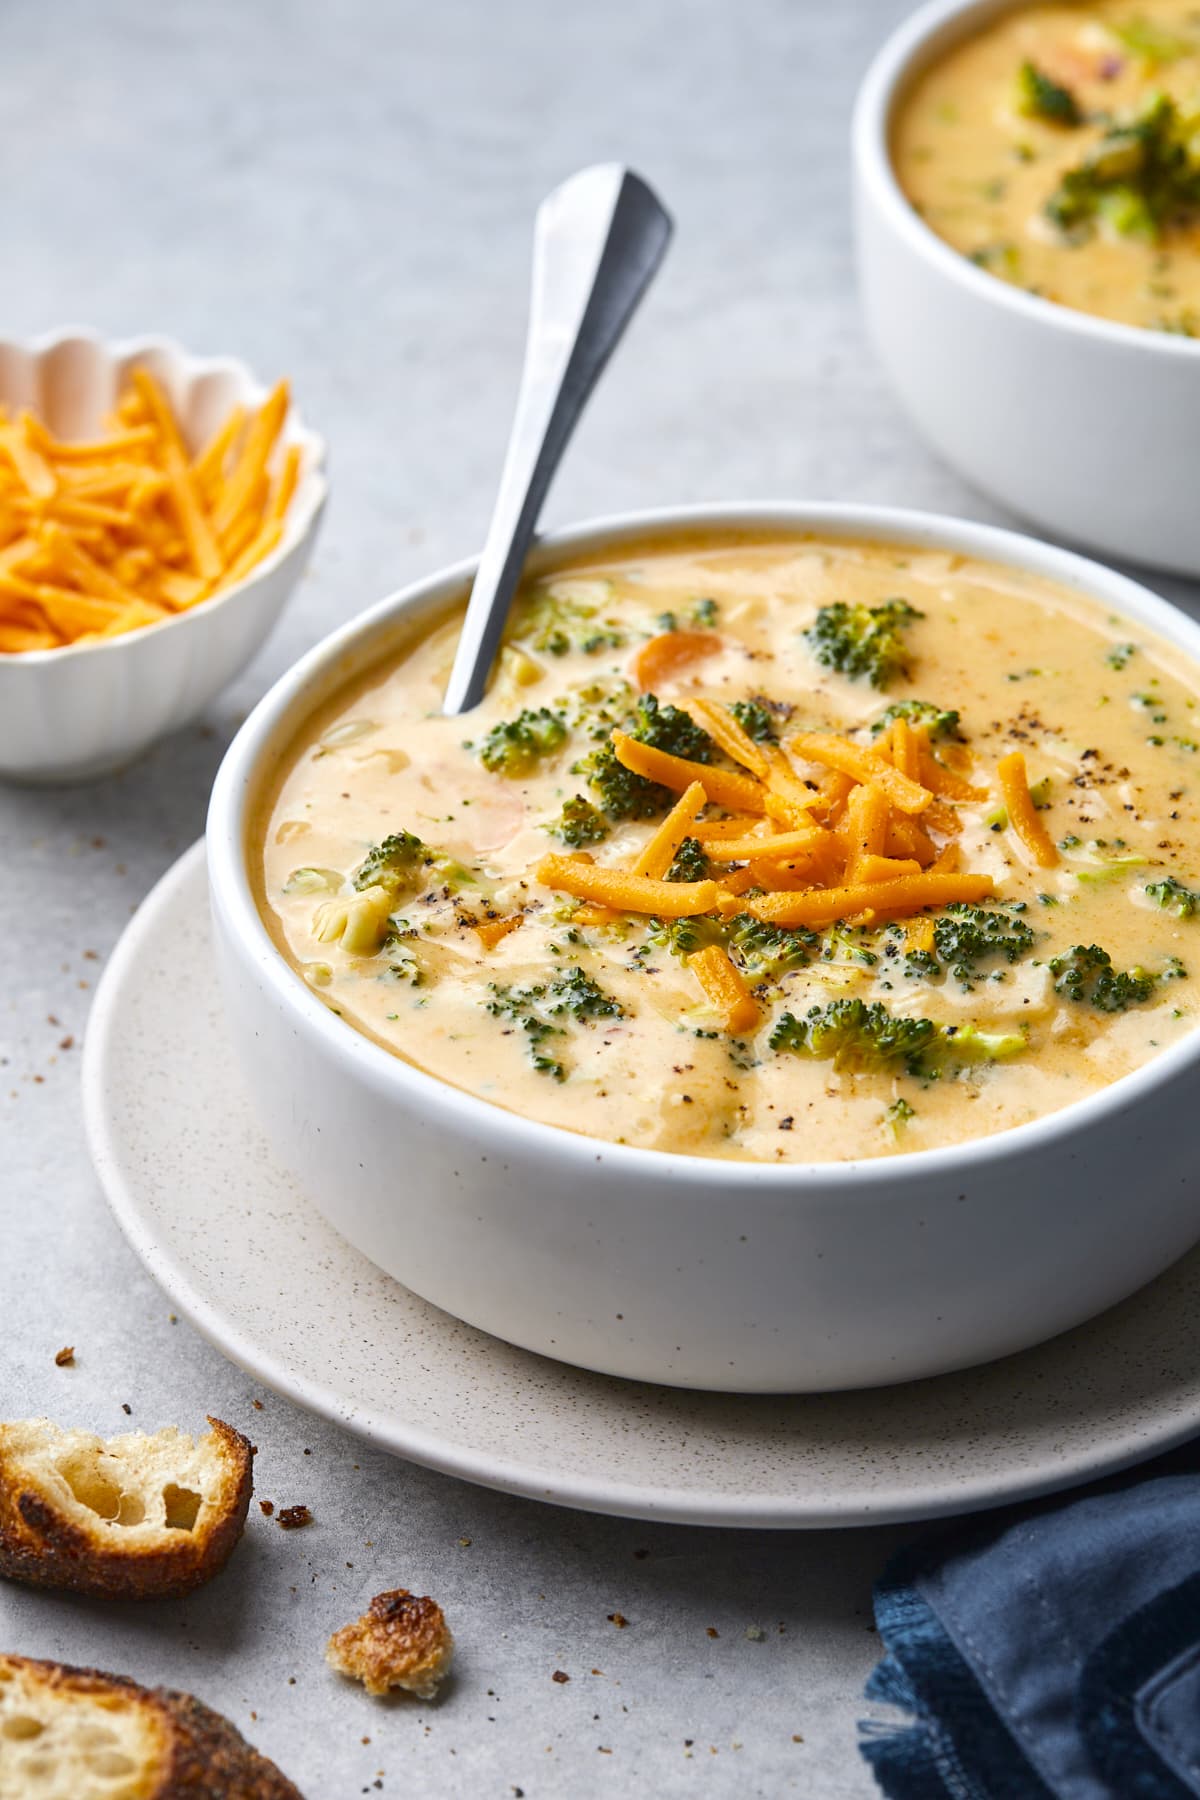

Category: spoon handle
[442, 164, 672, 715]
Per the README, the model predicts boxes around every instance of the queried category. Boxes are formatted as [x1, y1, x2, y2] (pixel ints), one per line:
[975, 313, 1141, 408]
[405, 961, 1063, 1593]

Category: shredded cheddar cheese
[524, 699, 1008, 1030]
[0, 369, 299, 652]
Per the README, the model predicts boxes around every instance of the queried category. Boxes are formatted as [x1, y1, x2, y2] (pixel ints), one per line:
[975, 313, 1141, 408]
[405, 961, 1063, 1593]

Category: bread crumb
[53, 1347, 74, 1367]
[551, 1670, 570, 1684]
[607, 1612, 628, 1629]
[326, 1589, 453, 1700]
[277, 1505, 311, 1530]
[260, 1501, 275, 1516]
[706, 1627, 719, 1639]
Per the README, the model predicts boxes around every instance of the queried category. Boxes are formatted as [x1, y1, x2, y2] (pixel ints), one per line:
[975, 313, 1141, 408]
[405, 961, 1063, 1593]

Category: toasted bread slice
[0, 1417, 252, 1600]
[325, 1588, 454, 1699]
[0, 1653, 302, 1799]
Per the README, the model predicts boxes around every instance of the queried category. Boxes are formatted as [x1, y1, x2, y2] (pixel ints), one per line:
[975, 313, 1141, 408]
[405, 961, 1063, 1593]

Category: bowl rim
[209, 498, 1200, 1190]
[0, 327, 329, 666]
[851, 0, 1200, 358]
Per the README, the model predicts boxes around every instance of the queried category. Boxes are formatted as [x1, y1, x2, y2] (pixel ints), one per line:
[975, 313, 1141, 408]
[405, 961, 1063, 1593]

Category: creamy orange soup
[894, 1, 1200, 331]
[257, 534, 1200, 1162]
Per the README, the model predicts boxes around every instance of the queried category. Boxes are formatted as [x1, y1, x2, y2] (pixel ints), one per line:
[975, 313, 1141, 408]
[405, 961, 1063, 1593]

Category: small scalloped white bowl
[0, 331, 327, 783]
[853, 0, 1200, 577]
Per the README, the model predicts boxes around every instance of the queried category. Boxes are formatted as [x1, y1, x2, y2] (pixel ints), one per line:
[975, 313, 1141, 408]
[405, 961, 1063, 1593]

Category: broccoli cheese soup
[257, 533, 1200, 1163]
[894, 1, 1200, 332]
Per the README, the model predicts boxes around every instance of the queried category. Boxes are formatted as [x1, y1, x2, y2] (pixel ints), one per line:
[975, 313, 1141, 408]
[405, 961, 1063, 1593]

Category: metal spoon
[442, 164, 672, 715]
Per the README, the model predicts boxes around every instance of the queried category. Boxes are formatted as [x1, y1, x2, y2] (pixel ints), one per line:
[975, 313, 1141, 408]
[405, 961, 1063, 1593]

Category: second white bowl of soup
[854, 0, 1200, 576]
[208, 504, 1200, 1391]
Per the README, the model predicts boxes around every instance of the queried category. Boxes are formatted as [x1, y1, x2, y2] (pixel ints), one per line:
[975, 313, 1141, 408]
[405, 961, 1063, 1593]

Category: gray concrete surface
[4, 1, 1199, 1794]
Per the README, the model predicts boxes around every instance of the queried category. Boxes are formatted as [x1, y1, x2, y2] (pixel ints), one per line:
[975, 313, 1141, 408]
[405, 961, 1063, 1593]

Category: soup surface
[894, 0, 1200, 331]
[258, 533, 1200, 1162]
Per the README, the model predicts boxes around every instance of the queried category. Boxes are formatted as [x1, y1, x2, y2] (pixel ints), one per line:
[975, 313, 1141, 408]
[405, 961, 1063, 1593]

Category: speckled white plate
[82, 842, 1200, 1528]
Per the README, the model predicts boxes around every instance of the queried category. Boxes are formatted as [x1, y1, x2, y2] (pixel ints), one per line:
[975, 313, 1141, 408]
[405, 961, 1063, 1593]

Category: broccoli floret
[479, 706, 568, 775]
[770, 998, 1027, 1076]
[548, 794, 610, 848]
[646, 916, 726, 958]
[929, 905, 1036, 985]
[656, 597, 719, 631]
[887, 1096, 916, 1132]
[1107, 643, 1137, 670]
[804, 598, 923, 690]
[513, 584, 626, 657]
[870, 699, 962, 741]
[1045, 95, 1200, 241]
[924, 1023, 1028, 1068]
[575, 691, 716, 821]
[544, 965, 625, 1020]
[769, 999, 938, 1075]
[354, 831, 431, 892]
[730, 699, 779, 743]
[1049, 944, 1158, 1011]
[666, 837, 711, 883]
[1145, 875, 1200, 916]
[486, 965, 623, 1080]
[1015, 60, 1082, 126]
[726, 914, 818, 978]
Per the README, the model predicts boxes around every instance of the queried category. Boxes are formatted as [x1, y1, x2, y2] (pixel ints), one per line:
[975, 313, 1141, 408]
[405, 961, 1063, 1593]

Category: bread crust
[0, 1416, 253, 1600]
[326, 1587, 454, 1699]
[0, 1653, 304, 1798]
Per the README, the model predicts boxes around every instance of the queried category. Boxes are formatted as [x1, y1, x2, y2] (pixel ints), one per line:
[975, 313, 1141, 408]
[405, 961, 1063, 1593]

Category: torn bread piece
[0, 1416, 252, 1600]
[326, 1588, 454, 1699]
[0, 1653, 303, 1799]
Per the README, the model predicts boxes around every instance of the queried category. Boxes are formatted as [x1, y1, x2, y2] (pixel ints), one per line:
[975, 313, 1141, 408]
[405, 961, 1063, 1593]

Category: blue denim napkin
[860, 1454, 1200, 1799]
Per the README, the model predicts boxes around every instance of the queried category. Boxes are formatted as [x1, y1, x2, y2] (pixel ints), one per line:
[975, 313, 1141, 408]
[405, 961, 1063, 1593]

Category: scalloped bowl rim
[208, 498, 1200, 1194]
[0, 327, 328, 663]
[852, 0, 1200, 357]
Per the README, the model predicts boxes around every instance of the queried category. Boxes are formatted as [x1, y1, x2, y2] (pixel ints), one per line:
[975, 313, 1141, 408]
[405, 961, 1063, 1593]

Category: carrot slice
[631, 629, 721, 692]
[688, 944, 760, 1034]
[611, 732, 765, 814]
[997, 751, 1059, 868]
[536, 854, 719, 917]
[747, 872, 994, 928]
[475, 915, 523, 950]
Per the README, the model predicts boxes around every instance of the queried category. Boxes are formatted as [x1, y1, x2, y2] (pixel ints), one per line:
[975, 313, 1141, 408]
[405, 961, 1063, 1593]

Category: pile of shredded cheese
[0, 368, 296, 652]
[528, 692, 1059, 1034]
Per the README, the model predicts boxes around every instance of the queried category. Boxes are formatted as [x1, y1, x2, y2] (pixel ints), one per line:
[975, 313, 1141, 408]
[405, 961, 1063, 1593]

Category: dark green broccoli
[354, 831, 431, 892]
[665, 837, 710, 883]
[1049, 944, 1159, 1011]
[545, 965, 625, 1020]
[804, 598, 923, 690]
[928, 905, 1037, 985]
[730, 699, 781, 743]
[513, 585, 626, 657]
[575, 692, 716, 821]
[726, 914, 818, 978]
[887, 1097, 916, 1130]
[1106, 643, 1137, 670]
[486, 983, 565, 1080]
[1015, 60, 1082, 126]
[1145, 875, 1200, 917]
[548, 794, 610, 848]
[479, 706, 568, 775]
[870, 698, 962, 742]
[1045, 95, 1200, 240]
[769, 1000, 938, 1075]
[486, 964, 624, 1079]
